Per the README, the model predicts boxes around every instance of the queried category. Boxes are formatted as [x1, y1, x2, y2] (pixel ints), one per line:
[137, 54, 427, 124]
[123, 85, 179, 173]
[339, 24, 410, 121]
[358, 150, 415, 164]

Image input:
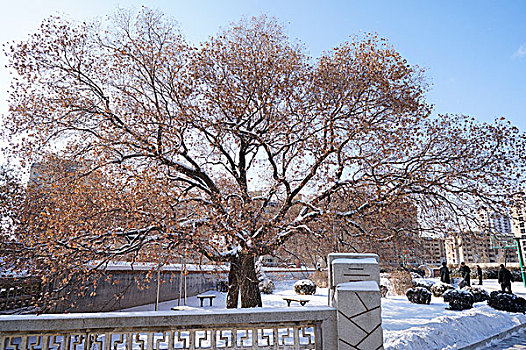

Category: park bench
[282, 297, 310, 307]
[196, 294, 216, 307]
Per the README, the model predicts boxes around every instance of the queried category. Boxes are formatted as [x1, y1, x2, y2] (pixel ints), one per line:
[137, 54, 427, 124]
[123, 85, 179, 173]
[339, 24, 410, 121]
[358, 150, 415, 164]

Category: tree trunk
[240, 252, 262, 308]
[226, 256, 240, 308]
[226, 252, 262, 308]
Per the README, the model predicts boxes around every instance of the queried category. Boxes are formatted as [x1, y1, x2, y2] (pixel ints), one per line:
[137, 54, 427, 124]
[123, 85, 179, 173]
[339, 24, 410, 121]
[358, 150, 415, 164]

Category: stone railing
[0, 307, 337, 350]
[0, 253, 383, 349]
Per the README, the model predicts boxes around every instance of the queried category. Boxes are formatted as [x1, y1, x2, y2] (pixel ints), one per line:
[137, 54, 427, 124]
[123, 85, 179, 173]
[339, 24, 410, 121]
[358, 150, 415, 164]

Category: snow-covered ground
[382, 279, 526, 349]
[122, 279, 526, 350]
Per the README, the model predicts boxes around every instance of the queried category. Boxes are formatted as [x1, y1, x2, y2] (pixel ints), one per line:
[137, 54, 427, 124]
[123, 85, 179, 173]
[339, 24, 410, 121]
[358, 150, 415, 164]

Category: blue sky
[0, 0, 525, 136]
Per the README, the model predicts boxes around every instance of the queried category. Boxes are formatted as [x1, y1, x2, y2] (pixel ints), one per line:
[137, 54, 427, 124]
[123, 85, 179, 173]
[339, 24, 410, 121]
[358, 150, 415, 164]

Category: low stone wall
[52, 266, 226, 313]
[52, 265, 316, 313]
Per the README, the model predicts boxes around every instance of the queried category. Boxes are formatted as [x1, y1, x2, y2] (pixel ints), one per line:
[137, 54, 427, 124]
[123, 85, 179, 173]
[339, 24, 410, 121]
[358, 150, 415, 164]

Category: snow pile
[383, 303, 526, 349]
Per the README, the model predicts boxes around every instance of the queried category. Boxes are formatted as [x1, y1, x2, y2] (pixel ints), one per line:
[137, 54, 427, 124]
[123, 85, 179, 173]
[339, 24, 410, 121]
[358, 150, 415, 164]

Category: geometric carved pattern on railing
[0, 323, 318, 350]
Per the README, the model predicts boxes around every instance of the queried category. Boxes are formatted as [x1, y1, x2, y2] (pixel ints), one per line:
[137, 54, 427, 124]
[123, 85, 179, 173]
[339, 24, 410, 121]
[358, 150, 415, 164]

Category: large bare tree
[4, 9, 524, 308]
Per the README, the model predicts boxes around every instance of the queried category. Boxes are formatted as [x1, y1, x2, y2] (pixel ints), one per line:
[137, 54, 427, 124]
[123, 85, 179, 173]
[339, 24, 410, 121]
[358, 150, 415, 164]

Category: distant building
[419, 237, 445, 265]
[477, 207, 512, 235]
[29, 158, 81, 187]
[511, 192, 526, 238]
[510, 192, 526, 267]
[445, 231, 517, 265]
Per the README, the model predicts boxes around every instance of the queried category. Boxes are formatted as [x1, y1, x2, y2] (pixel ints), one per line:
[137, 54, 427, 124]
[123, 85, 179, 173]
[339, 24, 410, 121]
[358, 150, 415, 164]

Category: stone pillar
[328, 253, 384, 350]
[333, 281, 384, 350]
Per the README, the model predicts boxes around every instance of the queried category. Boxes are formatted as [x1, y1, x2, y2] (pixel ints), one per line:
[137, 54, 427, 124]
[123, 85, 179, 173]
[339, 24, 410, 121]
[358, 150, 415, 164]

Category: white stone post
[329, 253, 384, 350]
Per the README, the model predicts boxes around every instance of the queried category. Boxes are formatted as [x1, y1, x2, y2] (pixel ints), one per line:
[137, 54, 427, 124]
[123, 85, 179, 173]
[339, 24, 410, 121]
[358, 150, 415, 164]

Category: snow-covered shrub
[259, 279, 275, 294]
[406, 287, 431, 304]
[444, 289, 474, 310]
[294, 279, 316, 295]
[488, 291, 526, 313]
[442, 289, 455, 302]
[430, 282, 454, 297]
[443, 288, 463, 303]
[389, 271, 412, 295]
[483, 269, 498, 280]
[483, 269, 523, 282]
[461, 286, 489, 303]
[412, 278, 435, 291]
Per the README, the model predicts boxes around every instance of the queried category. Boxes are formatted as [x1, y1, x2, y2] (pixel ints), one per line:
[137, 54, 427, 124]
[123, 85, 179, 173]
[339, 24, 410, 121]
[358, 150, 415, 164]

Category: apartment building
[511, 192, 526, 238]
[419, 237, 446, 265]
[478, 207, 512, 235]
[445, 231, 517, 265]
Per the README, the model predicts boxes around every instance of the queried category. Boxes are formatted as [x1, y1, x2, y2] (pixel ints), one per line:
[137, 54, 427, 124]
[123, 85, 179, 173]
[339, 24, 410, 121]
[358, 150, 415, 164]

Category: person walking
[439, 262, 451, 284]
[476, 265, 483, 285]
[498, 264, 512, 293]
[459, 262, 471, 287]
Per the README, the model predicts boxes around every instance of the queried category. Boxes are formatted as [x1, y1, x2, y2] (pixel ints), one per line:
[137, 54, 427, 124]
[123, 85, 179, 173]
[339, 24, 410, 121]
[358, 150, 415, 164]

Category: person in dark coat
[476, 265, 483, 285]
[439, 262, 451, 284]
[498, 264, 512, 293]
[459, 262, 471, 287]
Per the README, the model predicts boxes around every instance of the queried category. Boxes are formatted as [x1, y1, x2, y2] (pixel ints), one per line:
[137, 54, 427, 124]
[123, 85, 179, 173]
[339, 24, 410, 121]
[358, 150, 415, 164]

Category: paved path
[491, 327, 526, 349]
